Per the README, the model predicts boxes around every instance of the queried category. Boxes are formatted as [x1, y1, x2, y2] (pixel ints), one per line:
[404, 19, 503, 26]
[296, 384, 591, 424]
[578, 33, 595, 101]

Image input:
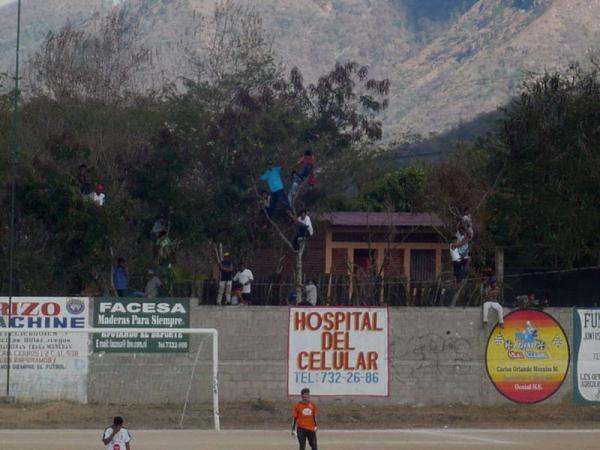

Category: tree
[357, 167, 426, 212]
[0, 0, 390, 296]
[28, 8, 151, 103]
[486, 66, 600, 268]
[185, 0, 282, 93]
[168, 61, 388, 301]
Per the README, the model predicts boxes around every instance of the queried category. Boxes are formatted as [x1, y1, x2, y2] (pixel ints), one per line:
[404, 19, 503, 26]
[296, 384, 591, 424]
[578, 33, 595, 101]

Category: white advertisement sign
[574, 309, 600, 403]
[288, 307, 388, 396]
[0, 297, 89, 402]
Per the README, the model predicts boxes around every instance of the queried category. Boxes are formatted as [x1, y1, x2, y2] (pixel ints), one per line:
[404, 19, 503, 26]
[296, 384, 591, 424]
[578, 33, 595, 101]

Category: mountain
[0, 0, 106, 71]
[387, 0, 600, 138]
[1, 0, 599, 140]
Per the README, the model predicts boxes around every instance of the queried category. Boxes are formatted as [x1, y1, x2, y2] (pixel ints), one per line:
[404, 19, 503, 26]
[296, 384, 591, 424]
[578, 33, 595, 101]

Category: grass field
[2, 429, 600, 450]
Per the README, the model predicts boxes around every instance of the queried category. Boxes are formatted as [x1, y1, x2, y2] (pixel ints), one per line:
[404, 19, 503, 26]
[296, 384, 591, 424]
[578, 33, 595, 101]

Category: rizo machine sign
[93, 298, 190, 353]
[0, 299, 86, 329]
[0, 297, 89, 402]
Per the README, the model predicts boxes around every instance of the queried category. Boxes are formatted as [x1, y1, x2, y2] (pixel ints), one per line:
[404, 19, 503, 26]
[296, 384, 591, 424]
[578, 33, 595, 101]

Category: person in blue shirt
[113, 258, 129, 297]
[113, 257, 143, 298]
[260, 160, 292, 217]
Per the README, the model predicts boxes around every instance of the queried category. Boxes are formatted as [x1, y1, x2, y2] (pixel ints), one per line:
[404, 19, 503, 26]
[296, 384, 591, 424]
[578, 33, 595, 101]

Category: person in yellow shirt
[291, 388, 317, 450]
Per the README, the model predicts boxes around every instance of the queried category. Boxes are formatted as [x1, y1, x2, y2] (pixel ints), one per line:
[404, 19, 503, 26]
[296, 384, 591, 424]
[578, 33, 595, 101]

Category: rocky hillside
[388, 0, 600, 138]
[1, 0, 599, 139]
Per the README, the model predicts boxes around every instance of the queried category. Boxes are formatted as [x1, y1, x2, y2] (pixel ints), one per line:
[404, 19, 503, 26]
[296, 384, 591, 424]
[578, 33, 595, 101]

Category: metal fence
[168, 267, 600, 307]
[174, 275, 467, 307]
[3, 267, 599, 307]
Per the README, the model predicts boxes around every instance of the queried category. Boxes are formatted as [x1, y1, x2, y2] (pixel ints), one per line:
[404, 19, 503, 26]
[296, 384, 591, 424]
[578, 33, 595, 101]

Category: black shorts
[297, 427, 317, 450]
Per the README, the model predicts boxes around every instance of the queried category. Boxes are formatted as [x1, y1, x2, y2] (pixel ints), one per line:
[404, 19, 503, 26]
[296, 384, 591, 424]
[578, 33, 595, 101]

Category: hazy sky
[0, 0, 15, 6]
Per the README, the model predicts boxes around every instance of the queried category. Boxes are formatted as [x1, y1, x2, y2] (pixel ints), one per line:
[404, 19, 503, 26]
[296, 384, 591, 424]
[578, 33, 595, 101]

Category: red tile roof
[316, 212, 443, 228]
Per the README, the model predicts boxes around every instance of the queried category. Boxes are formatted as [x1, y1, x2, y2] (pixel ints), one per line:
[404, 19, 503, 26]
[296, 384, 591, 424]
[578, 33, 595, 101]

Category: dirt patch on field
[2, 400, 600, 430]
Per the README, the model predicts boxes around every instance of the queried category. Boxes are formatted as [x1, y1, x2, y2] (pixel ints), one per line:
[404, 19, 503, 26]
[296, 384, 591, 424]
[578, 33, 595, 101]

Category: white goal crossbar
[0, 327, 220, 431]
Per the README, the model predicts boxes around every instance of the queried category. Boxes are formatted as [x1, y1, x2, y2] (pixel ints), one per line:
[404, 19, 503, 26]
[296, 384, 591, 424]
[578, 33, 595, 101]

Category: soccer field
[1, 429, 599, 450]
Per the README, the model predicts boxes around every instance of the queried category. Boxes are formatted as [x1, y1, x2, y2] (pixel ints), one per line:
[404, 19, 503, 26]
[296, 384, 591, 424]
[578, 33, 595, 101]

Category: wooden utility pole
[495, 247, 505, 284]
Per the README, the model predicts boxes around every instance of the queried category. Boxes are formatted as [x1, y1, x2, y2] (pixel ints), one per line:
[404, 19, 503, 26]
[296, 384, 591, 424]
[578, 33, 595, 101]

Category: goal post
[0, 327, 220, 431]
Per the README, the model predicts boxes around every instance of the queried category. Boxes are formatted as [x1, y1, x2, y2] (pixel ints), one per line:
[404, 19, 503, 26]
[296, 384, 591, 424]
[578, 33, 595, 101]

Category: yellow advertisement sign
[486, 309, 569, 403]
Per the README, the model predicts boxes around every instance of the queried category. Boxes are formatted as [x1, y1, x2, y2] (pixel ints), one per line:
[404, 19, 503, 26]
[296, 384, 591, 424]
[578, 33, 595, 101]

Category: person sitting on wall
[144, 269, 163, 298]
[482, 276, 504, 328]
[298, 280, 317, 306]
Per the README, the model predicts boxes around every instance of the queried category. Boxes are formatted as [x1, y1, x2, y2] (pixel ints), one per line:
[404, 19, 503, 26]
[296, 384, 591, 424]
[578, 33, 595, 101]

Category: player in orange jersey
[291, 388, 317, 450]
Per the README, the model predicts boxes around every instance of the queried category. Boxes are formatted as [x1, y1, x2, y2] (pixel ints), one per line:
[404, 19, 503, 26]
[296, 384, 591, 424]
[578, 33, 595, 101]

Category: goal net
[0, 325, 220, 430]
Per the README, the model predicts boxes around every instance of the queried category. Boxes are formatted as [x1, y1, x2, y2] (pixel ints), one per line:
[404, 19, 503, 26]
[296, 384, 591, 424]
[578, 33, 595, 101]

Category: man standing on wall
[217, 252, 234, 305]
[102, 416, 131, 450]
[233, 261, 254, 305]
[292, 388, 318, 450]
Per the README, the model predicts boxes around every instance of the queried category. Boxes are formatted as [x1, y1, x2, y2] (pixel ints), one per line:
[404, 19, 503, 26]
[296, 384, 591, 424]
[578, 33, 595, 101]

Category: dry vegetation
[2, 400, 600, 429]
[1, 0, 600, 138]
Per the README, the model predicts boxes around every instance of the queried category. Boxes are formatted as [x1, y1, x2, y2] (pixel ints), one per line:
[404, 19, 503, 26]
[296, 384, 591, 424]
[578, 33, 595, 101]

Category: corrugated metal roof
[316, 212, 444, 228]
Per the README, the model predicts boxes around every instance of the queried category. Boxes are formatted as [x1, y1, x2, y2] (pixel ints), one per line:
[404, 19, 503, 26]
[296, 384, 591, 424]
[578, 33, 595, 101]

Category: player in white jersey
[102, 416, 132, 450]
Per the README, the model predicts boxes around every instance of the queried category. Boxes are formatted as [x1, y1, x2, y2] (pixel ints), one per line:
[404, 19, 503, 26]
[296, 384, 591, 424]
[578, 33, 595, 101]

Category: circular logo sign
[486, 309, 569, 404]
[66, 298, 85, 315]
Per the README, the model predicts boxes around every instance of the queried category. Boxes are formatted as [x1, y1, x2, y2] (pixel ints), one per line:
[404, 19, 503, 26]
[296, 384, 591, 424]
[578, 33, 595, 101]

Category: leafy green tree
[0, 0, 392, 295]
[357, 167, 426, 212]
[487, 67, 600, 268]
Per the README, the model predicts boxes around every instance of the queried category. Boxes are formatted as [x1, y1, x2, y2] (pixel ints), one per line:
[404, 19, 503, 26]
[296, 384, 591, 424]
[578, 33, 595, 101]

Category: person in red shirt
[291, 388, 318, 450]
[297, 150, 316, 187]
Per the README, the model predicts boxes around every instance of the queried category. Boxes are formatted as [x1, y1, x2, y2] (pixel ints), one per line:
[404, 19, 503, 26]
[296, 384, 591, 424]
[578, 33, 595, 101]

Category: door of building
[354, 249, 376, 273]
[410, 249, 436, 282]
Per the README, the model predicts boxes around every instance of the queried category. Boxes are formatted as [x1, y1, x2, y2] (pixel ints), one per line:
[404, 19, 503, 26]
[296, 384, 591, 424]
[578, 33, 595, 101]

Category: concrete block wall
[88, 307, 574, 405]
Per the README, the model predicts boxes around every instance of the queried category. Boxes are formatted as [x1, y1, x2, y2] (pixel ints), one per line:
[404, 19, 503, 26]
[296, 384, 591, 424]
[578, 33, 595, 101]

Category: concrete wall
[88, 307, 573, 405]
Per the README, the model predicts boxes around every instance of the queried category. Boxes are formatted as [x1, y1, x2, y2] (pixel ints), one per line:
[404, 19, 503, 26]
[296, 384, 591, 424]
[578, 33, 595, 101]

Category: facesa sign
[93, 298, 190, 353]
[98, 301, 187, 314]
